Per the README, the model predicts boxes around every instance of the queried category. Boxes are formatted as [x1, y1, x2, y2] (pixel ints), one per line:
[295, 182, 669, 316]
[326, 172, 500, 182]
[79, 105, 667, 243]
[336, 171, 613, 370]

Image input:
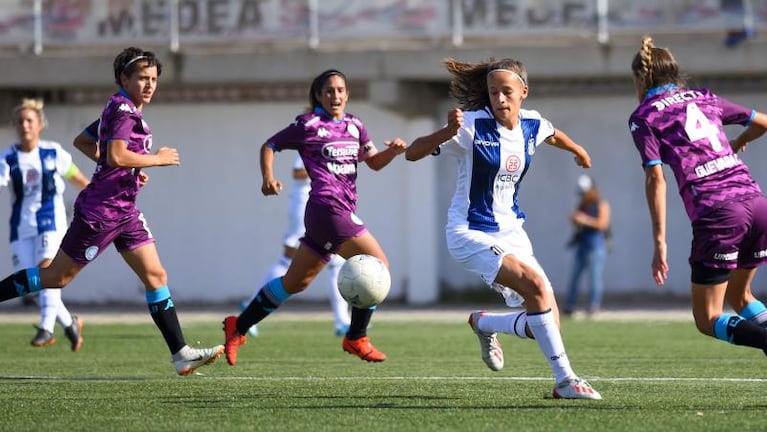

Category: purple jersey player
[0, 47, 224, 376]
[223, 69, 407, 365]
[630, 36, 767, 355]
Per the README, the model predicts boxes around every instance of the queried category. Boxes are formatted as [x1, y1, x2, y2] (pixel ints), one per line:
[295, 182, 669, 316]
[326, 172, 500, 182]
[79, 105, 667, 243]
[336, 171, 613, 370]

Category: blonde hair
[12, 98, 47, 129]
[444, 57, 528, 111]
[631, 36, 684, 97]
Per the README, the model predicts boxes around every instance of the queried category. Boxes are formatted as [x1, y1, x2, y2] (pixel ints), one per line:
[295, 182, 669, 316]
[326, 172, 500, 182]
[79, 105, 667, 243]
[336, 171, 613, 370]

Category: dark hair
[444, 57, 528, 111]
[113, 47, 162, 86]
[631, 36, 684, 97]
[308, 69, 347, 110]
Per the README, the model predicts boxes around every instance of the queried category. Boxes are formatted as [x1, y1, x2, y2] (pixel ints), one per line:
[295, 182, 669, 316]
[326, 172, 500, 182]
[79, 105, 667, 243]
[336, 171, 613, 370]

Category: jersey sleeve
[101, 105, 135, 143]
[267, 116, 309, 151]
[716, 95, 756, 126]
[629, 115, 662, 168]
[533, 113, 555, 146]
[0, 155, 9, 187]
[355, 119, 377, 162]
[52, 142, 74, 175]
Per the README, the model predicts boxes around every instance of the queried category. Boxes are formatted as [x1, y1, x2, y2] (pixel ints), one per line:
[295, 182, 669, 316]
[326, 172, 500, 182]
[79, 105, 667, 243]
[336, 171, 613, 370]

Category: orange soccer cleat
[342, 336, 387, 362]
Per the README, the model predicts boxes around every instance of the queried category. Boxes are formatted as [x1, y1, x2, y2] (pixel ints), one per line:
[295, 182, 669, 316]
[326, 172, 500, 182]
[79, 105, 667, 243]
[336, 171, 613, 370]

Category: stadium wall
[1, 88, 766, 306]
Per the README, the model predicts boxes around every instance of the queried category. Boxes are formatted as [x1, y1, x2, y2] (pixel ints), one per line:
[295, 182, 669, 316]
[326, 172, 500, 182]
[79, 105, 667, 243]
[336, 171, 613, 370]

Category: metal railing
[0, 0, 764, 55]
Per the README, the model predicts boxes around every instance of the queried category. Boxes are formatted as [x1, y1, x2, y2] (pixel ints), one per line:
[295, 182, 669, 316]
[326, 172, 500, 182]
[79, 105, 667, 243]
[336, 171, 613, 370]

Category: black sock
[147, 288, 186, 354]
[347, 307, 374, 340]
[0, 268, 42, 302]
[731, 319, 767, 350]
[237, 278, 291, 335]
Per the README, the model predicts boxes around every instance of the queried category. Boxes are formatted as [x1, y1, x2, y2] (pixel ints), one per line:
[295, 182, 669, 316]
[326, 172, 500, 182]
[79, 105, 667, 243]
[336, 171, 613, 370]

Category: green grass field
[0, 312, 766, 432]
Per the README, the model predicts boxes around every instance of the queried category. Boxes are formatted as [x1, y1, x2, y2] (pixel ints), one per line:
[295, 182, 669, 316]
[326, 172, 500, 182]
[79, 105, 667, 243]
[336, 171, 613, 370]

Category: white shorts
[11, 231, 64, 270]
[446, 225, 552, 307]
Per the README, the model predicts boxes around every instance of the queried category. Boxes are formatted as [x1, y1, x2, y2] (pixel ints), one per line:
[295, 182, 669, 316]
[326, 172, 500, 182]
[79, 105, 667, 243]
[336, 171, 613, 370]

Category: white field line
[0, 375, 765, 383]
[0, 309, 692, 324]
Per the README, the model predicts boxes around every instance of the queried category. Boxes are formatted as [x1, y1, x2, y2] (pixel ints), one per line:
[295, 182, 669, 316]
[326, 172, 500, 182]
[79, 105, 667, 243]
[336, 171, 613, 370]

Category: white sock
[526, 309, 576, 383]
[326, 256, 350, 327]
[39, 289, 65, 332]
[478, 311, 529, 339]
[247, 256, 292, 303]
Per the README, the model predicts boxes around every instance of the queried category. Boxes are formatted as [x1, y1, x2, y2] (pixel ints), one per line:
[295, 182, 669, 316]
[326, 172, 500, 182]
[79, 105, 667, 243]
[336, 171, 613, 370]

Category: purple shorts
[60, 209, 155, 266]
[690, 195, 767, 269]
[301, 201, 367, 263]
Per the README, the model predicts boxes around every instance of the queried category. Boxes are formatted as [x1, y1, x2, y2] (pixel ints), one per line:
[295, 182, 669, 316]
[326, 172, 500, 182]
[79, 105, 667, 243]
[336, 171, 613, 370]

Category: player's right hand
[262, 177, 283, 196]
[446, 108, 463, 135]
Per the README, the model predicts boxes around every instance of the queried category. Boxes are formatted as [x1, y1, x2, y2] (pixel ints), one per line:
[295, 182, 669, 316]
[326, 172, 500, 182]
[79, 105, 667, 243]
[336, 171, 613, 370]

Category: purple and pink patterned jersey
[267, 108, 374, 213]
[629, 85, 760, 221]
[75, 89, 151, 220]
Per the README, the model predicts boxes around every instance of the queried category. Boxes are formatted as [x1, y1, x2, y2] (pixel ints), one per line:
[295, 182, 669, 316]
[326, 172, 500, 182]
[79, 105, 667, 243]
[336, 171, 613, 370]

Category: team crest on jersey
[347, 123, 359, 139]
[43, 155, 56, 171]
[317, 127, 331, 138]
[84, 246, 99, 261]
[25, 169, 39, 184]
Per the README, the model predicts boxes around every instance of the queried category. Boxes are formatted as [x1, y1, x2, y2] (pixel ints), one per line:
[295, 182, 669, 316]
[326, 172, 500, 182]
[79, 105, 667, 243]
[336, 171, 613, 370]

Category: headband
[487, 68, 527, 85]
[123, 55, 148, 71]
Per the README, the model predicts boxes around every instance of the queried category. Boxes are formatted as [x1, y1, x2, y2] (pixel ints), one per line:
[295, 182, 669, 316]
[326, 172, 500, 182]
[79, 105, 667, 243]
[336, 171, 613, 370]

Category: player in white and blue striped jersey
[0, 98, 89, 350]
[407, 57, 601, 400]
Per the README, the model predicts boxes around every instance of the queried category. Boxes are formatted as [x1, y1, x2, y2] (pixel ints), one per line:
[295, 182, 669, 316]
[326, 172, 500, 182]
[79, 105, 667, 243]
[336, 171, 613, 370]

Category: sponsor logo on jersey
[714, 251, 738, 261]
[497, 174, 520, 183]
[317, 127, 330, 138]
[327, 162, 356, 175]
[490, 244, 505, 256]
[118, 103, 132, 113]
[650, 90, 704, 111]
[322, 143, 358, 160]
[527, 137, 535, 155]
[505, 155, 521, 172]
[474, 138, 499, 147]
[754, 249, 767, 259]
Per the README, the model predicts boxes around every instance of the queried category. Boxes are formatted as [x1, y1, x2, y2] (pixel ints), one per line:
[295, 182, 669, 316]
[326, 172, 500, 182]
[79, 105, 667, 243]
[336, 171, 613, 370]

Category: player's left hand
[138, 171, 149, 188]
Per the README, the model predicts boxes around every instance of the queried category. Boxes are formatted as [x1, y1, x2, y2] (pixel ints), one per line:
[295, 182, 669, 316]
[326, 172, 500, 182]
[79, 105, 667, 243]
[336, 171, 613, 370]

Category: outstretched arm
[364, 138, 408, 171]
[545, 128, 591, 168]
[732, 111, 767, 152]
[406, 108, 463, 161]
[644, 164, 668, 286]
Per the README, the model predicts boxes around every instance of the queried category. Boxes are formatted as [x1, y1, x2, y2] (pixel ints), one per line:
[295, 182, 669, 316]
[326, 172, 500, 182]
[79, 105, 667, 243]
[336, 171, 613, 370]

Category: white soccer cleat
[172, 344, 224, 376]
[467, 311, 504, 371]
[552, 377, 602, 400]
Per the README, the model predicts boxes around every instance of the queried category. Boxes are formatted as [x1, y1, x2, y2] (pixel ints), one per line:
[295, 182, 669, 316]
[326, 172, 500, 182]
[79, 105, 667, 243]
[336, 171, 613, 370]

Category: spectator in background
[0, 98, 89, 350]
[564, 174, 611, 318]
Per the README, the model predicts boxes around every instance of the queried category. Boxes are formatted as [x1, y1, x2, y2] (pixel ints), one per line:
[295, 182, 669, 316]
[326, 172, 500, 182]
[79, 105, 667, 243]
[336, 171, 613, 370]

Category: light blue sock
[740, 300, 767, 326]
[713, 314, 744, 344]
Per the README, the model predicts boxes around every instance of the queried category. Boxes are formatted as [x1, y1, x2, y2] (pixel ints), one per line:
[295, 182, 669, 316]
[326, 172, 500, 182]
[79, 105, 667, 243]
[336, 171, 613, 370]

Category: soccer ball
[337, 254, 391, 308]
